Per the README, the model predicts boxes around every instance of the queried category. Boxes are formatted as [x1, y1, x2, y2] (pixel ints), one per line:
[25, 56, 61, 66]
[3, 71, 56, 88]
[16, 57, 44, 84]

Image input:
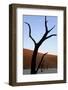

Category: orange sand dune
[23, 48, 57, 69]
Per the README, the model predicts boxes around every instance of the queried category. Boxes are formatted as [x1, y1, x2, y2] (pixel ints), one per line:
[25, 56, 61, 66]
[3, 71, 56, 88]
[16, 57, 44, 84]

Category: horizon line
[23, 48, 57, 56]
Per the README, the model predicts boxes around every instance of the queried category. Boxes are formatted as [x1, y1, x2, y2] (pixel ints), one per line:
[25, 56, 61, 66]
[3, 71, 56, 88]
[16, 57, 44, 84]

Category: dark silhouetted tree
[24, 16, 57, 74]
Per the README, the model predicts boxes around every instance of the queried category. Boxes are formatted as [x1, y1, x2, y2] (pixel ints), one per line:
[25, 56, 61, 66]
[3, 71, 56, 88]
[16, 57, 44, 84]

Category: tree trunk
[31, 45, 38, 74]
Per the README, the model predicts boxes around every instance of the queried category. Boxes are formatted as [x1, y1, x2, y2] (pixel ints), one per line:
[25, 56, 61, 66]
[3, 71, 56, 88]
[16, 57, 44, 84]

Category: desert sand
[23, 48, 57, 69]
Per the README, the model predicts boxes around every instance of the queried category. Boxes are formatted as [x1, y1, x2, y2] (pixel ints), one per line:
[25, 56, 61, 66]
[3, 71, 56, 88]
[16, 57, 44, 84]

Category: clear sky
[23, 15, 57, 55]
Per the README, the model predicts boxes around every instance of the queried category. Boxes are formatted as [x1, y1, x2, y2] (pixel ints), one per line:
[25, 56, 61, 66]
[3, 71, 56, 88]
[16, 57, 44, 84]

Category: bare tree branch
[36, 52, 48, 73]
[37, 16, 56, 48]
[45, 16, 48, 33]
[24, 22, 36, 45]
[46, 34, 57, 39]
[45, 16, 55, 35]
[48, 25, 55, 33]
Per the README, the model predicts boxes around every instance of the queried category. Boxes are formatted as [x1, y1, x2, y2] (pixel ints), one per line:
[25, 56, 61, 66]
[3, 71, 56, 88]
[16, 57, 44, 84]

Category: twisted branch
[24, 22, 36, 45]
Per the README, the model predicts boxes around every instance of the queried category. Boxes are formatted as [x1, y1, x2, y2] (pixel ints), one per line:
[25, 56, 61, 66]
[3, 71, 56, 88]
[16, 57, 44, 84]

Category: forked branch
[37, 16, 56, 46]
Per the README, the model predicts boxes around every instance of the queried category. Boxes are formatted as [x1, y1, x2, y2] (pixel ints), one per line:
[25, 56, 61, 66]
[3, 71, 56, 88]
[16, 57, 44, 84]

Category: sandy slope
[23, 48, 57, 69]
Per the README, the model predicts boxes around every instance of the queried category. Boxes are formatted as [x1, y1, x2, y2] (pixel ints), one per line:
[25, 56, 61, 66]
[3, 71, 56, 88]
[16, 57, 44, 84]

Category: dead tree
[24, 16, 57, 74]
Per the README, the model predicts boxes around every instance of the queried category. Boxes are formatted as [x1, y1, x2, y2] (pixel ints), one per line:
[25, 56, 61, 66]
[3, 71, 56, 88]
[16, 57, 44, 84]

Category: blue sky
[23, 15, 57, 55]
